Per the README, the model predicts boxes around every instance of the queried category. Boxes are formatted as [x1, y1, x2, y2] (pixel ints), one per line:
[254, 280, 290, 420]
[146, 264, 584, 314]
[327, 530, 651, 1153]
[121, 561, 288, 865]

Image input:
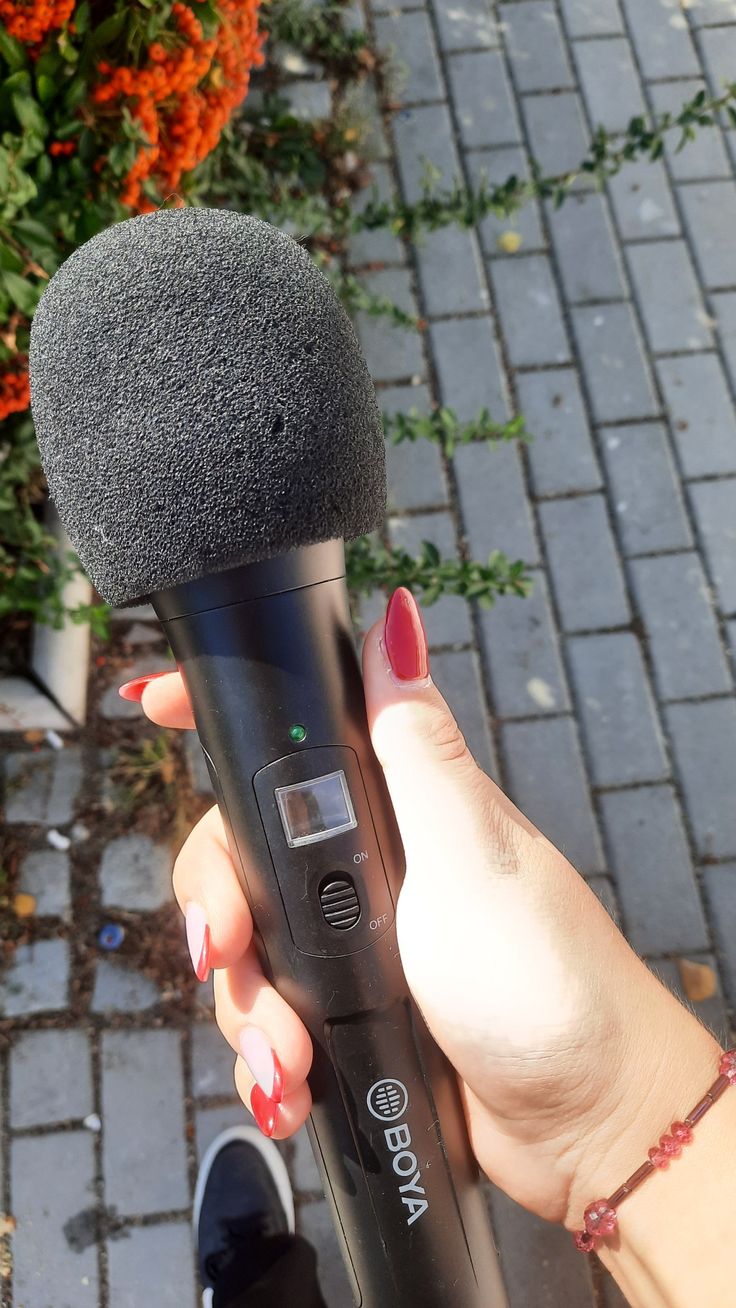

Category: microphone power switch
[319, 875, 361, 931]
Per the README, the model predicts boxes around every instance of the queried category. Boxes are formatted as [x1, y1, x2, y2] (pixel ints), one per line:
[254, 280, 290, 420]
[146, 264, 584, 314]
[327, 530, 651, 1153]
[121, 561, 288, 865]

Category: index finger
[141, 671, 196, 729]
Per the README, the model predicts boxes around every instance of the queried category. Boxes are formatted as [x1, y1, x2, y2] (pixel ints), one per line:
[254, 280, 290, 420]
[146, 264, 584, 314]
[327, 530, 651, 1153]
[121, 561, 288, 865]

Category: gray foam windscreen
[30, 208, 386, 605]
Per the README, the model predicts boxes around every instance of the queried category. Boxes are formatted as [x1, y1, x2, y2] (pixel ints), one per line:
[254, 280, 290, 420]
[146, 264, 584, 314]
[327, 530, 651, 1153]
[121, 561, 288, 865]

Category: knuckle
[418, 708, 469, 764]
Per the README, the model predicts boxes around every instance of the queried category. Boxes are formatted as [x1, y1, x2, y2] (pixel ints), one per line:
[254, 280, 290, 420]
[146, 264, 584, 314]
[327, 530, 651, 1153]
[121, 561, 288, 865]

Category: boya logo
[366, 1078, 429, 1227]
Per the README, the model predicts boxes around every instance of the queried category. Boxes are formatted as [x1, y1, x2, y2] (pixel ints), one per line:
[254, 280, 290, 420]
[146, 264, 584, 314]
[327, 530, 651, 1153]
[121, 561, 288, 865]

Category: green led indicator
[289, 723, 307, 743]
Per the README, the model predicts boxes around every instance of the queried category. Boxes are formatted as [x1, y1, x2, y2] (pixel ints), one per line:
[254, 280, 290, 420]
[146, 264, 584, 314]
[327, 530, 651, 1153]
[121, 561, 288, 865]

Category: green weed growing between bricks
[2, 0, 736, 653]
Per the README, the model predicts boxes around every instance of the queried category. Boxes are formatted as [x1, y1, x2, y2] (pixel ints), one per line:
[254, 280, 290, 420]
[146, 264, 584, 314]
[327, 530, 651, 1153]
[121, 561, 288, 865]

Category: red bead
[648, 1146, 669, 1169]
[671, 1120, 693, 1145]
[584, 1200, 618, 1236]
[659, 1134, 682, 1159]
[574, 1229, 600, 1253]
[719, 1050, 736, 1085]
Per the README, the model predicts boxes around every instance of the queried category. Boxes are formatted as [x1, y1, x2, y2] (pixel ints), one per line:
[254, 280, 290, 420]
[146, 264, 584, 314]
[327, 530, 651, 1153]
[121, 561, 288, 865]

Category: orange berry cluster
[0, 0, 75, 45]
[92, 0, 264, 211]
[49, 140, 76, 157]
[0, 364, 30, 423]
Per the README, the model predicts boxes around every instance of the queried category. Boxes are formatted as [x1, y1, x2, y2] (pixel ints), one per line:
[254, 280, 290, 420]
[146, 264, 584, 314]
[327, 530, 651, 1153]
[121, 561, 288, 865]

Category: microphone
[30, 208, 506, 1308]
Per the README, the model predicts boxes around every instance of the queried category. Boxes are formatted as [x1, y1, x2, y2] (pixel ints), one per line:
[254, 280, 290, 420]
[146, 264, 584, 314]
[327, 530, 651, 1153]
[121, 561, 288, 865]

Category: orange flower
[0, 362, 30, 422]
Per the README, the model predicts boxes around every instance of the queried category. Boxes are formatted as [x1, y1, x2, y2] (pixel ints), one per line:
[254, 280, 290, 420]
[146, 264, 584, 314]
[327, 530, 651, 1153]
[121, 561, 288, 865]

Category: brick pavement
[2, 1, 736, 1304]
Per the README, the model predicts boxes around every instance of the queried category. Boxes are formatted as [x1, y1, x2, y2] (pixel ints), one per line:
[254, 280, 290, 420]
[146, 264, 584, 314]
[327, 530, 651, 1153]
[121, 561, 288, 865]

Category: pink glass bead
[671, 1120, 693, 1145]
[584, 1200, 618, 1237]
[659, 1134, 682, 1159]
[719, 1050, 736, 1084]
[648, 1146, 669, 1169]
[574, 1229, 599, 1253]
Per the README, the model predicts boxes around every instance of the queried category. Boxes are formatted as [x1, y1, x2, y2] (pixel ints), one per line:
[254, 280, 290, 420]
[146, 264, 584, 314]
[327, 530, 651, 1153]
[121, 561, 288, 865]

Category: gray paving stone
[388, 512, 473, 646]
[393, 102, 459, 203]
[688, 0, 736, 21]
[298, 1199, 355, 1307]
[343, 77, 390, 162]
[587, 874, 621, 925]
[572, 302, 657, 423]
[650, 954, 730, 1047]
[18, 848, 71, 916]
[107, 1222, 196, 1308]
[728, 620, 736, 668]
[195, 1104, 247, 1161]
[112, 603, 157, 622]
[100, 656, 167, 719]
[290, 1126, 323, 1192]
[431, 648, 498, 776]
[619, 0, 699, 80]
[501, 1, 574, 92]
[575, 37, 646, 133]
[283, 79, 331, 122]
[599, 785, 708, 954]
[382, 384, 449, 511]
[448, 50, 521, 149]
[502, 717, 604, 872]
[700, 24, 736, 97]
[517, 368, 602, 497]
[689, 477, 736, 613]
[454, 440, 539, 565]
[4, 747, 82, 826]
[92, 959, 161, 1013]
[125, 621, 164, 645]
[702, 864, 736, 1007]
[355, 268, 425, 382]
[627, 239, 713, 354]
[374, 9, 443, 105]
[522, 91, 590, 176]
[184, 730, 214, 797]
[416, 226, 490, 316]
[712, 290, 736, 396]
[467, 146, 545, 256]
[558, 0, 624, 36]
[0, 939, 69, 1017]
[608, 160, 681, 240]
[191, 1020, 237, 1098]
[11, 1132, 98, 1308]
[10, 1029, 92, 1127]
[430, 315, 509, 419]
[490, 254, 570, 366]
[102, 1029, 189, 1216]
[99, 834, 172, 910]
[568, 633, 668, 785]
[630, 553, 731, 700]
[348, 163, 405, 267]
[650, 80, 731, 182]
[539, 495, 630, 632]
[657, 354, 736, 478]
[601, 422, 693, 556]
[666, 698, 736, 857]
[489, 1186, 596, 1307]
[432, 0, 499, 50]
[478, 571, 571, 717]
[678, 180, 736, 288]
[546, 190, 626, 304]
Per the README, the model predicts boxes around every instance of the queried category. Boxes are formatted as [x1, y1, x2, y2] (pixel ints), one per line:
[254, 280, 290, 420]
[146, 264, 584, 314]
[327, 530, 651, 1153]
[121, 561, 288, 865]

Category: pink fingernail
[185, 903, 210, 982]
[118, 671, 170, 702]
[240, 1027, 284, 1102]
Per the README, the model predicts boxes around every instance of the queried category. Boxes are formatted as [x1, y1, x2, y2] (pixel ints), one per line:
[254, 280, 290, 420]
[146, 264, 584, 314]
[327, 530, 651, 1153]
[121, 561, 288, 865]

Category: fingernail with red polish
[251, 1084, 280, 1138]
[385, 587, 429, 682]
[240, 1027, 284, 1103]
[185, 903, 211, 982]
[118, 670, 170, 702]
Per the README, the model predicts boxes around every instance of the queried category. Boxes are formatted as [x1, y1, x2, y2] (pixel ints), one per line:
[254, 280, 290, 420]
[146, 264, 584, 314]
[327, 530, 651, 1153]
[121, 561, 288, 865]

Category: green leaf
[1, 270, 41, 316]
[13, 216, 56, 248]
[90, 12, 128, 47]
[36, 74, 55, 106]
[728, 105, 736, 128]
[74, 0, 91, 35]
[12, 92, 48, 137]
[54, 119, 83, 140]
[36, 153, 52, 184]
[0, 27, 27, 72]
[0, 242, 23, 273]
[63, 75, 88, 112]
[3, 69, 31, 96]
[421, 540, 441, 568]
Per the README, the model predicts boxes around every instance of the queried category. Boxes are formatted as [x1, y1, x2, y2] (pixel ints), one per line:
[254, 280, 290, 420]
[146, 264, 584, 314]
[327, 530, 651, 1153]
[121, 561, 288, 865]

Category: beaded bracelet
[573, 1049, 736, 1253]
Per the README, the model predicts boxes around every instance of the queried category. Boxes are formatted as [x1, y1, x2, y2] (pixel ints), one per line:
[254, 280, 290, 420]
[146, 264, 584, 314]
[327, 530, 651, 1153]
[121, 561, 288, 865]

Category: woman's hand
[129, 589, 719, 1232]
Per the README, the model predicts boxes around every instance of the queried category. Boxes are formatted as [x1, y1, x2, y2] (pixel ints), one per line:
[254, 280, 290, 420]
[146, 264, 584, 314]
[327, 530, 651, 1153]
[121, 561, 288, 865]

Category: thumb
[362, 589, 507, 866]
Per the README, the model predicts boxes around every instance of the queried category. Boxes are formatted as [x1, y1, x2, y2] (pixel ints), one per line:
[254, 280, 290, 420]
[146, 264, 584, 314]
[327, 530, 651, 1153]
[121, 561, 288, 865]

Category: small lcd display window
[275, 769, 357, 848]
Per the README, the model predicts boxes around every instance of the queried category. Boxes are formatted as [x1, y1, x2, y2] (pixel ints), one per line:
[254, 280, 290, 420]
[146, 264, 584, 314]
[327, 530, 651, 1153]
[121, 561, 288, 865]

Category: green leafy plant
[385, 406, 528, 458]
[347, 536, 532, 609]
[109, 733, 178, 810]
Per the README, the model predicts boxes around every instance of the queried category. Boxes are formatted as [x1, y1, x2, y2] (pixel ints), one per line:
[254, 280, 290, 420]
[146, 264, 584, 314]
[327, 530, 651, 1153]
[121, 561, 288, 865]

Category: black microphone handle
[153, 541, 507, 1308]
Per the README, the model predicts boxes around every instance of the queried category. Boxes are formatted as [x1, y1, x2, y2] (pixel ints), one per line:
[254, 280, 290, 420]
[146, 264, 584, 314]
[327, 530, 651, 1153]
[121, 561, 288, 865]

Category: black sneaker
[194, 1124, 296, 1308]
